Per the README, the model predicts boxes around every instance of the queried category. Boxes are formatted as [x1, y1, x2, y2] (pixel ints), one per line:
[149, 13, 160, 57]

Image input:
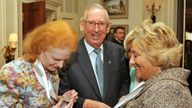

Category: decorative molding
[45, 0, 62, 22]
[62, 12, 78, 32]
[46, 0, 61, 7]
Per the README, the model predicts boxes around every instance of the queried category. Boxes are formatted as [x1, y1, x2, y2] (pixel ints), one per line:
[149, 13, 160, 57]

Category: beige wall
[0, 0, 178, 67]
[85, 0, 144, 30]
[78, 0, 144, 37]
[0, 0, 19, 67]
[144, 0, 177, 30]
[84, 0, 176, 33]
[0, 0, 6, 67]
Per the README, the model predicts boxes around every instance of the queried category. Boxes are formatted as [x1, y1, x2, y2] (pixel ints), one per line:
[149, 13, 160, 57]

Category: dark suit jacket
[59, 39, 130, 107]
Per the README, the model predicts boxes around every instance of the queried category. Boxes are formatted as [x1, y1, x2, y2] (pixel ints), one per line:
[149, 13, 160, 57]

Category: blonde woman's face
[129, 48, 160, 81]
[39, 48, 71, 72]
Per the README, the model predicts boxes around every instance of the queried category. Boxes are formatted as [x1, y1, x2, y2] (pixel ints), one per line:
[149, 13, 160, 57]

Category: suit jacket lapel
[78, 39, 102, 98]
[103, 41, 113, 99]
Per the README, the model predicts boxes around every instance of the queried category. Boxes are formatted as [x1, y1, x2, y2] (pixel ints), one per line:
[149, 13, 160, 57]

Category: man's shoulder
[105, 40, 123, 49]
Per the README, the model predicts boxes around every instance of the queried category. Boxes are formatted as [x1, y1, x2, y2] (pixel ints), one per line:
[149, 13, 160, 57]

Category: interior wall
[85, 0, 177, 34]
[0, 0, 177, 68]
[0, 0, 6, 67]
[83, 0, 144, 35]
[0, 0, 18, 67]
[6, 0, 18, 36]
[111, 0, 144, 31]
[77, 0, 177, 42]
[127, 0, 144, 30]
[77, 0, 88, 39]
[144, 0, 177, 31]
[165, 0, 177, 31]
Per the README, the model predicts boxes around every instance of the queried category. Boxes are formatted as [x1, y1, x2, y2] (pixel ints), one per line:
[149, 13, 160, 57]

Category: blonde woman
[123, 19, 192, 108]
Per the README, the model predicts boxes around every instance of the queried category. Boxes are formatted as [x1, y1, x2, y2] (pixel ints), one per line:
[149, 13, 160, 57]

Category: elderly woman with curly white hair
[123, 19, 192, 108]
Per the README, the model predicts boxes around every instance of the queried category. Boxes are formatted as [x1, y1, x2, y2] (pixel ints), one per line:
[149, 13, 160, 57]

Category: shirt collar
[115, 38, 122, 44]
[33, 59, 45, 76]
[84, 39, 103, 54]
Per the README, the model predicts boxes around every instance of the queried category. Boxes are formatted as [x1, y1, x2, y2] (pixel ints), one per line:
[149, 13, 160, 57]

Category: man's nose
[94, 24, 99, 32]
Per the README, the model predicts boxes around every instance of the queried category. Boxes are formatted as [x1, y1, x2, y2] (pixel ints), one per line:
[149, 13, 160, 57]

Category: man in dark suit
[59, 4, 130, 108]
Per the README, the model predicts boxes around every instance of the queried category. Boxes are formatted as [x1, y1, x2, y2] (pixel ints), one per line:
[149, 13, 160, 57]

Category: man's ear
[80, 20, 84, 31]
[107, 21, 112, 33]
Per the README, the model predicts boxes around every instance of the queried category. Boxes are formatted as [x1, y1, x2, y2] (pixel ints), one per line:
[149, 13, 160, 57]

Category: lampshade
[8, 33, 18, 48]
[186, 32, 192, 41]
[9, 33, 18, 42]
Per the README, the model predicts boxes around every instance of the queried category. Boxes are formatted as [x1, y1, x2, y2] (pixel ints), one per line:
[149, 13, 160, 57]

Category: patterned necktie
[94, 48, 104, 98]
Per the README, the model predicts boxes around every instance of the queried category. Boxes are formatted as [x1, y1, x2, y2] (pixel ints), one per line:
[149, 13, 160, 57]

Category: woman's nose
[57, 60, 64, 68]
[129, 55, 135, 66]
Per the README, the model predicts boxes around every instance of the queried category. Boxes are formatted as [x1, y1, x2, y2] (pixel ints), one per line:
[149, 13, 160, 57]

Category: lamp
[146, 2, 161, 23]
[2, 33, 18, 63]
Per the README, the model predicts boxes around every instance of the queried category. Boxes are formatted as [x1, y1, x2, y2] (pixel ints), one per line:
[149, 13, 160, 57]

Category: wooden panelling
[186, 0, 192, 32]
[22, 1, 45, 39]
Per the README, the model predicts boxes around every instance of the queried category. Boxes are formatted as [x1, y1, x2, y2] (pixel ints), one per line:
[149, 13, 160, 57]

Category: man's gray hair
[80, 3, 110, 23]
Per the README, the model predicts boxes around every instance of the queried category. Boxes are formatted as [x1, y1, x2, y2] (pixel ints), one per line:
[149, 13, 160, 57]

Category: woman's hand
[63, 89, 78, 103]
[53, 98, 64, 108]
[53, 89, 78, 108]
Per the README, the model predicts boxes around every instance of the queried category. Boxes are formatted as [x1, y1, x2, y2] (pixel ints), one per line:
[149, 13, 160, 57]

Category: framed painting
[101, 0, 128, 19]
[106, 24, 128, 41]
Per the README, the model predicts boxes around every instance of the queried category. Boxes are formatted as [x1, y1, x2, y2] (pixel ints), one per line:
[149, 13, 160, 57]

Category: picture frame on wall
[106, 25, 128, 41]
[101, 0, 128, 19]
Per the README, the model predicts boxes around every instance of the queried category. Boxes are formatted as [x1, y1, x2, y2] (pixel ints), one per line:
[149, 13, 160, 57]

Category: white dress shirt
[84, 39, 103, 87]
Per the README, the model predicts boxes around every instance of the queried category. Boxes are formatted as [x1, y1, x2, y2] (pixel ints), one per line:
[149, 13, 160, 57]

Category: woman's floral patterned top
[0, 58, 60, 108]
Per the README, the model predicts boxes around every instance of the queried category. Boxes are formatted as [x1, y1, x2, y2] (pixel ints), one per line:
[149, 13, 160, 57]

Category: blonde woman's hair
[124, 19, 183, 70]
[23, 20, 78, 63]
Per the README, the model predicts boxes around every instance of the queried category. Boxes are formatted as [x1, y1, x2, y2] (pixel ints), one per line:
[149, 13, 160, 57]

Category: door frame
[18, 0, 43, 56]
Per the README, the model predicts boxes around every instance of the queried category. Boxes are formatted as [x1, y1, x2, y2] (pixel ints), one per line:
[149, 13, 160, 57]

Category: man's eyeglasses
[84, 20, 108, 29]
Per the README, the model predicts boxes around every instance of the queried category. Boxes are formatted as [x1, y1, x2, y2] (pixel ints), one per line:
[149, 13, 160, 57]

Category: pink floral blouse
[0, 58, 60, 107]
